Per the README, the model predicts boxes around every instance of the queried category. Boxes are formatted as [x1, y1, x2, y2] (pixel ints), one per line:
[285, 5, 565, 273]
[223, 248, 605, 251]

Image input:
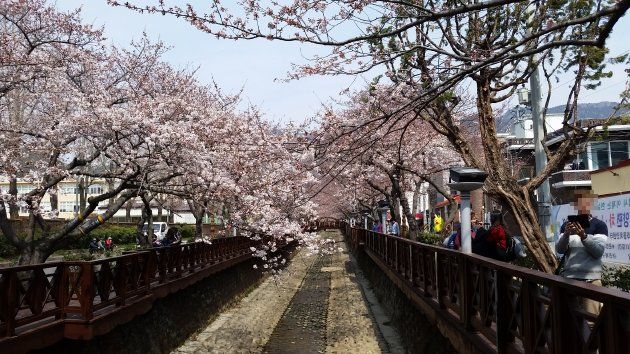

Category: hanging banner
[552, 194, 630, 265]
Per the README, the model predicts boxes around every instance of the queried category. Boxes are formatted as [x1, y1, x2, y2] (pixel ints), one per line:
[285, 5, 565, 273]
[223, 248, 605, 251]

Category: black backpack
[472, 227, 493, 257]
[496, 236, 518, 262]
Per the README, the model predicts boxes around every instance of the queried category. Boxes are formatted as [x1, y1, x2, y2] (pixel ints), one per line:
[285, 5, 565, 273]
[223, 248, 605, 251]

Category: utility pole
[524, 2, 552, 243]
[530, 67, 552, 242]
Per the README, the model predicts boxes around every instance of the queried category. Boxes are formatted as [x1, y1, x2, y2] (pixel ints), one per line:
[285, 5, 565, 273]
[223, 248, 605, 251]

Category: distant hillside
[546, 101, 630, 118]
[496, 101, 627, 133]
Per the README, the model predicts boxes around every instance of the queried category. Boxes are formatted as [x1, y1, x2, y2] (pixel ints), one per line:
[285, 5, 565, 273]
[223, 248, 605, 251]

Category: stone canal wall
[37, 248, 295, 354]
[354, 251, 457, 354]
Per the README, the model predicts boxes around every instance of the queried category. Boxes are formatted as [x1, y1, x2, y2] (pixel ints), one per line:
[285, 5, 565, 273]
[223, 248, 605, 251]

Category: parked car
[142, 222, 169, 241]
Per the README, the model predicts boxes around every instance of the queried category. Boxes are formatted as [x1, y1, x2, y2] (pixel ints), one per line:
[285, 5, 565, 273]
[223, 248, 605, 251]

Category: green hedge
[602, 265, 630, 292]
[416, 232, 443, 245]
[1, 223, 201, 256]
[58, 225, 138, 249]
[179, 225, 196, 239]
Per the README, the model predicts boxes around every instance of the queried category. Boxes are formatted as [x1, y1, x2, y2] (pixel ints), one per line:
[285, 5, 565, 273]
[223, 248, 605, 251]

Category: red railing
[343, 223, 630, 354]
[0, 235, 286, 352]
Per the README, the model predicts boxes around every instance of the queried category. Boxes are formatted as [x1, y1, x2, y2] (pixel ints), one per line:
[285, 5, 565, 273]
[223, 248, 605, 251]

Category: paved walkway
[173, 230, 403, 354]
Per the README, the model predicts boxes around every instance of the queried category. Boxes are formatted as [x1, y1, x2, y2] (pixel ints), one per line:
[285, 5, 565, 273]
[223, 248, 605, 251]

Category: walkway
[173, 230, 404, 354]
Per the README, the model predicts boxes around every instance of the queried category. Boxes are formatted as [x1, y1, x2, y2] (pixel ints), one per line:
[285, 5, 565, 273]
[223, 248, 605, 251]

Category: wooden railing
[342, 223, 630, 354]
[0, 235, 287, 353]
[303, 219, 341, 232]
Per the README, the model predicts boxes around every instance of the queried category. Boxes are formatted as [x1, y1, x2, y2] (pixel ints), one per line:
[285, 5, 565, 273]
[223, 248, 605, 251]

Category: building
[0, 177, 222, 225]
[0, 178, 108, 219]
[590, 159, 630, 196]
[501, 116, 630, 204]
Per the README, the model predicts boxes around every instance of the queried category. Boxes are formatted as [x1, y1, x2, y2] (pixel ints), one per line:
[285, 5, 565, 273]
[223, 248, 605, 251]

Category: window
[611, 141, 629, 166]
[60, 185, 77, 195]
[568, 152, 588, 170]
[591, 142, 609, 170]
[88, 184, 103, 195]
[39, 202, 51, 212]
[17, 185, 33, 195]
[589, 140, 630, 170]
[60, 201, 77, 213]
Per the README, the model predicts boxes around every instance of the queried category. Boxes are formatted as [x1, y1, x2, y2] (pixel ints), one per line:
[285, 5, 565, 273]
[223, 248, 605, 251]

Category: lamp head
[517, 86, 530, 106]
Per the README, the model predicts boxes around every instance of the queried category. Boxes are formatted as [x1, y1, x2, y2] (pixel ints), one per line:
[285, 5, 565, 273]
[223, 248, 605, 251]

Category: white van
[142, 222, 169, 241]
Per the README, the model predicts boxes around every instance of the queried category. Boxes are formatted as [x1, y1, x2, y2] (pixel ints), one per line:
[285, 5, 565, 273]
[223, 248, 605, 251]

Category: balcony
[549, 170, 592, 189]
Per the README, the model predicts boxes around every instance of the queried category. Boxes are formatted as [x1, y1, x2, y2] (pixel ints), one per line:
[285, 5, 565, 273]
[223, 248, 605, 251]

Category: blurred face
[573, 191, 596, 214]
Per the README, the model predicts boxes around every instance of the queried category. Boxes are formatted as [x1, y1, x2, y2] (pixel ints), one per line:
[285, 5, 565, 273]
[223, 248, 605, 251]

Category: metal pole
[530, 67, 552, 241]
[460, 192, 472, 253]
[380, 208, 388, 234]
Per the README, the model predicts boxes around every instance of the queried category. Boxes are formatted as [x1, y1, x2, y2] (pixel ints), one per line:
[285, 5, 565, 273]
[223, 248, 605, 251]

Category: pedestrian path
[172, 230, 403, 354]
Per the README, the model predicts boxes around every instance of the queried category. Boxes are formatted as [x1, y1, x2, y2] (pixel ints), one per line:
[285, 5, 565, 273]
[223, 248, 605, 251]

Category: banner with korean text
[552, 194, 630, 264]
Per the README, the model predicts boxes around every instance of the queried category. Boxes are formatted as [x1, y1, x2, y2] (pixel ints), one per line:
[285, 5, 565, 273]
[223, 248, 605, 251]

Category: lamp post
[377, 199, 389, 234]
[448, 167, 488, 254]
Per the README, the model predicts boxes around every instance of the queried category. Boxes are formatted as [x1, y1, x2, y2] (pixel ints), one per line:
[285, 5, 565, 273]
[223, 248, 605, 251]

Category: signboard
[552, 194, 630, 264]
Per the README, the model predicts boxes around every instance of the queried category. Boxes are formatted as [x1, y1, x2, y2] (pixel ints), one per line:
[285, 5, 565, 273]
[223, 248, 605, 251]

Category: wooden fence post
[80, 263, 95, 320]
[495, 270, 512, 354]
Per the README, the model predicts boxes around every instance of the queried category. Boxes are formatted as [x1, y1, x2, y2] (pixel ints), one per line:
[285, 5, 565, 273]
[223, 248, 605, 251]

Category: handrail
[0, 234, 289, 353]
[342, 222, 630, 354]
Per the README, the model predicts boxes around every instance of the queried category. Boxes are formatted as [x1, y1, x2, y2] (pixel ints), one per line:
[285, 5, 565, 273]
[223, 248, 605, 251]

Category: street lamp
[517, 86, 530, 106]
[448, 167, 488, 254]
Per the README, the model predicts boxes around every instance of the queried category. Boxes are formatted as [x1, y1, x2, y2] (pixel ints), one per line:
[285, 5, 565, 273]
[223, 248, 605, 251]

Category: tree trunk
[125, 200, 133, 222]
[195, 217, 203, 238]
[471, 188, 484, 221]
[78, 178, 87, 212]
[107, 179, 116, 209]
[50, 185, 59, 218]
[157, 202, 163, 220]
[137, 195, 153, 246]
[499, 187, 557, 273]
[9, 177, 19, 219]
[17, 245, 50, 265]
[476, 74, 557, 272]
[187, 200, 206, 238]
[146, 207, 153, 243]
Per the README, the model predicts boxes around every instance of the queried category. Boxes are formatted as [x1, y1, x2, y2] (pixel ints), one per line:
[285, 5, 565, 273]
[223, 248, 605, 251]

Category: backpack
[472, 227, 493, 257]
[495, 235, 517, 262]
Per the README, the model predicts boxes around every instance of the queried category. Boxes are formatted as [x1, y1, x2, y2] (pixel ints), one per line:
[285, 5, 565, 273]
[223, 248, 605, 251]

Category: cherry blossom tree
[0, 1, 324, 269]
[313, 85, 463, 238]
[115, 0, 630, 272]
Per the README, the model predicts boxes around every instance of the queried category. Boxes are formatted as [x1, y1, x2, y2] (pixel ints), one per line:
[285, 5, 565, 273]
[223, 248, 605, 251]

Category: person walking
[555, 190, 607, 314]
[389, 219, 400, 236]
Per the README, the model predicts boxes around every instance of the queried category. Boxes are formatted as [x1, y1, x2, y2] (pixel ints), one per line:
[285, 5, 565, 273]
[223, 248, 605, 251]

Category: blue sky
[57, 1, 629, 123]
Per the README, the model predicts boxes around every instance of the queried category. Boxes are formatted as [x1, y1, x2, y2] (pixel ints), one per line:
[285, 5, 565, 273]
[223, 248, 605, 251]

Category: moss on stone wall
[354, 251, 457, 354]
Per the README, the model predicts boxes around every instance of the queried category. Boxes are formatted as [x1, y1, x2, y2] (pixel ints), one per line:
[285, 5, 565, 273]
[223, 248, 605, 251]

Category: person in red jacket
[487, 211, 513, 261]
